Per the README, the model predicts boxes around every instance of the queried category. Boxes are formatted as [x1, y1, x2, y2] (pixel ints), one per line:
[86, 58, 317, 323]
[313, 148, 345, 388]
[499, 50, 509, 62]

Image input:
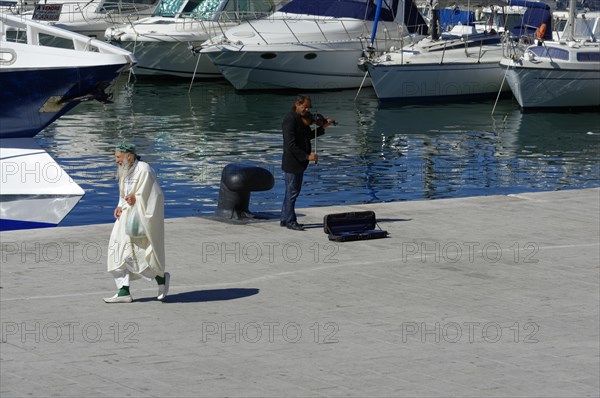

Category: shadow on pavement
[137, 288, 260, 303]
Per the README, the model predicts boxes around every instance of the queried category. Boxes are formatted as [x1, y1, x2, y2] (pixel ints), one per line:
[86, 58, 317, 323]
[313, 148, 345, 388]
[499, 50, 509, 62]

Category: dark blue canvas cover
[509, 0, 553, 40]
[279, 0, 427, 35]
[439, 8, 475, 32]
[279, 0, 397, 21]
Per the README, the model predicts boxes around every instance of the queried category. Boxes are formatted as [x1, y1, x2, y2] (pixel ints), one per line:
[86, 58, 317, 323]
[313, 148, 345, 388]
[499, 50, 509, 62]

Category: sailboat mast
[566, 0, 576, 41]
[370, 0, 384, 46]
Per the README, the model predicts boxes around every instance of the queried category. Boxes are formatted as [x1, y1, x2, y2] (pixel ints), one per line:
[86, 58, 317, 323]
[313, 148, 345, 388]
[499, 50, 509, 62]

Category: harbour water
[36, 75, 600, 227]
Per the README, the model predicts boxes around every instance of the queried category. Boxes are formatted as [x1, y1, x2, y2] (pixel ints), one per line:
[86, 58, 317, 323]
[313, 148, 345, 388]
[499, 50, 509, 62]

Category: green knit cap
[116, 143, 136, 154]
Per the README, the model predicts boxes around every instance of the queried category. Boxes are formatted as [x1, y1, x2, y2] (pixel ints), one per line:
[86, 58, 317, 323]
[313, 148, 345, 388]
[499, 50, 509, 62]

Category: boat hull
[1, 15, 135, 139]
[118, 40, 221, 79]
[0, 63, 128, 138]
[368, 61, 507, 102]
[204, 45, 371, 90]
[0, 138, 85, 231]
[502, 63, 600, 108]
[199, 13, 413, 90]
[366, 40, 508, 102]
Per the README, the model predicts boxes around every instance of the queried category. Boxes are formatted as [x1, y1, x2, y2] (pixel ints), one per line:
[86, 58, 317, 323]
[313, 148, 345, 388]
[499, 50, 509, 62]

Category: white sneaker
[158, 272, 170, 300]
[103, 294, 133, 303]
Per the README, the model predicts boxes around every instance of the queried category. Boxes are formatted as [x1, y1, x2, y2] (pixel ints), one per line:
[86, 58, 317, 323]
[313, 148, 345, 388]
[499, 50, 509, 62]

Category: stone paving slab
[1, 188, 599, 397]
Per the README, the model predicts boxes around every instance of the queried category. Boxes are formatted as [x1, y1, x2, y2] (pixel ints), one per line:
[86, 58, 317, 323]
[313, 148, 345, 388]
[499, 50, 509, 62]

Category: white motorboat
[199, 0, 429, 90]
[105, 0, 285, 79]
[362, 4, 514, 102]
[1, 13, 135, 230]
[363, 26, 509, 102]
[500, 1, 600, 109]
[18, 0, 161, 38]
[362, 0, 555, 102]
[1, 13, 136, 137]
[0, 138, 86, 230]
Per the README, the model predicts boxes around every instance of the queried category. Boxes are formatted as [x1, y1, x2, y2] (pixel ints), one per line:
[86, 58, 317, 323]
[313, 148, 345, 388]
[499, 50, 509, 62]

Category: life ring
[535, 23, 547, 40]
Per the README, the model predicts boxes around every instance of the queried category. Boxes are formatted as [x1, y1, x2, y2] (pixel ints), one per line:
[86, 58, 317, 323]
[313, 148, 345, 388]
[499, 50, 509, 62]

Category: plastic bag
[125, 206, 146, 238]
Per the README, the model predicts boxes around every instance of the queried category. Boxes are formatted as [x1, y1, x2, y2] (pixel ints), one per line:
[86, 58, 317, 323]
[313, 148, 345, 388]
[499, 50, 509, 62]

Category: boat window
[156, 0, 276, 20]
[573, 17, 600, 38]
[529, 45, 570, 60]
[304, 53, 317, 60]
[260, 53, 277, 59]
[3, 29, 27, 43]
[99, 0, 158, 13]
[154, 0, 186, 17]
[577, 52, 600, 62]
[39, 33, 75, 49]
[553, 17, 567, 33]
[190, 0, 220, 18]
[218, 0, 276, 20]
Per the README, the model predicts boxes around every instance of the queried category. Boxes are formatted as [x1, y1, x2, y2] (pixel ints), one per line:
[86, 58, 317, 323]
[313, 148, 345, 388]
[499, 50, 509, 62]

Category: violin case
[323, 211, 388, 242]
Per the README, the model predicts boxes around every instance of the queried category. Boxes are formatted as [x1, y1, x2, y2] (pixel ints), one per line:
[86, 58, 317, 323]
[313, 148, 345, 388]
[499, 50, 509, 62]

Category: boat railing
[15, 0, 158, 26]
[434, 38, 486, 65]
[390, 34, 502, 66]
[102, 2, 159, 25]
[175, 10, 276, 33]
[0, 0, 30, 14]
[114, 9, 278, 42]
[217, 15, 407, 51]
[500, 29, 528, 61]
[1, 13, 134, 56]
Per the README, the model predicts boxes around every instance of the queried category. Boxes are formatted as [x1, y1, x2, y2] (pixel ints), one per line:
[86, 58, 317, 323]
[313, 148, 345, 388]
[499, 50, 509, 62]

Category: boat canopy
[279, 0, 400, 22]
[510, 0, 552, 40]
[404, 0, 428, 34]
[506, 0, 550, 9]
[439, 8, 474, 32]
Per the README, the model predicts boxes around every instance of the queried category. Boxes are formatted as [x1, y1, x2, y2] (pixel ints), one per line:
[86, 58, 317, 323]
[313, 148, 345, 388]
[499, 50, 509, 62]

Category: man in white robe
[104, 143, 170, 303]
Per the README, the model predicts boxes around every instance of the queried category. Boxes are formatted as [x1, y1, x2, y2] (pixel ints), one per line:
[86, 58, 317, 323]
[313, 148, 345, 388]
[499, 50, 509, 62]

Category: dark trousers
[281, 172, 304, 224]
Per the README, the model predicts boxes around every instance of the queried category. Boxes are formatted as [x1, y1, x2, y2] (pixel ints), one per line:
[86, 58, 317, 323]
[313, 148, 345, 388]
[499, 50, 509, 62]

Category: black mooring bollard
[215, 163, 274, 220]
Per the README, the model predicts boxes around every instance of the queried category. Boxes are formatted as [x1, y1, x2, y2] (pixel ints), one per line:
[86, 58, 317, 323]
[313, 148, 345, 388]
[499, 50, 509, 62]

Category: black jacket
[281, 111, 325, 174]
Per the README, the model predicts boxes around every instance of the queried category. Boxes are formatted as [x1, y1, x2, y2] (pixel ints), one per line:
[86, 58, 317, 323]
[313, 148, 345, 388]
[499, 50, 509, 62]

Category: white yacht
[500, 2, 600, 109]
[105, 0, 285, 79]
[362, 0, 564, 102]
[19, 0, 161, 38]
[363, 20, 510, 102]
[199, 0, 429, 90]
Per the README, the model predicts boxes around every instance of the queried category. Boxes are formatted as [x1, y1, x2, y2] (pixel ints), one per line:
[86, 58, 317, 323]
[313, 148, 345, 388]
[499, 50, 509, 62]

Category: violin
[301, 112, 337, 127]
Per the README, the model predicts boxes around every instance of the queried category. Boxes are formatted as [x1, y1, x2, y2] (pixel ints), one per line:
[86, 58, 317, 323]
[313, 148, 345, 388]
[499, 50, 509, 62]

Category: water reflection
[36, 76, 599, 226]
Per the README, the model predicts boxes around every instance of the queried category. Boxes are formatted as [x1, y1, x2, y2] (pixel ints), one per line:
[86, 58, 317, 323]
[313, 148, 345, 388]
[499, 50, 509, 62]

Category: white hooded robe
[107, 161, 165, 280]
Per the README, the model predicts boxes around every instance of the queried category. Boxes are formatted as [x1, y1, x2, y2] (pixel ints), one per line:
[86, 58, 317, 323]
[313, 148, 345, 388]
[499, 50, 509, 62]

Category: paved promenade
[1, 188, 599, 397]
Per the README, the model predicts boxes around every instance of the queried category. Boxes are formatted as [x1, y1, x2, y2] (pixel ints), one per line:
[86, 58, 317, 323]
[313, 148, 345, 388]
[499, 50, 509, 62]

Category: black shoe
[280, 221, 287, 227]
[286, 222, 305, 231]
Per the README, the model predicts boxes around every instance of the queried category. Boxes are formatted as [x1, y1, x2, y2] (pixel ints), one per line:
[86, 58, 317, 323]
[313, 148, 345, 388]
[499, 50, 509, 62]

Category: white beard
[117, 157, 132, 179]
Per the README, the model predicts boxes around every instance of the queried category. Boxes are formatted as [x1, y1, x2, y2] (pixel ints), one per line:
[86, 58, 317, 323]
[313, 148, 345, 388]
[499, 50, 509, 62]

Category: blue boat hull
[0, 218, 56, 231]
[0, 64, 124, 138]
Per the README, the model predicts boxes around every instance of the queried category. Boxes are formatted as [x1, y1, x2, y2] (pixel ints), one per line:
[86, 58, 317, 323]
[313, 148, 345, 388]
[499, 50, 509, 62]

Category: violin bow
[313, 114, 318, 164]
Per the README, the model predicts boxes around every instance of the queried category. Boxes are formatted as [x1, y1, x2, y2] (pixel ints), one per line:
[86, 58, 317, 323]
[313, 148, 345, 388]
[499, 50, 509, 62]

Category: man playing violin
[280, 95, 334, 231]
